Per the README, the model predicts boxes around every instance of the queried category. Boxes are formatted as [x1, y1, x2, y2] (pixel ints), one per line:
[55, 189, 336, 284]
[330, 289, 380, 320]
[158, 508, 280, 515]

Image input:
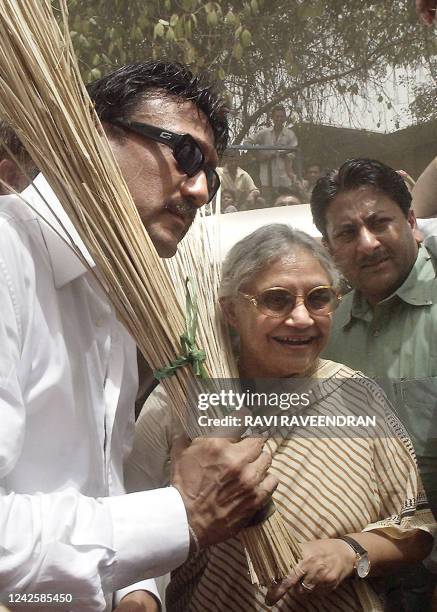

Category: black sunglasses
[239, 285, 341, 318]
[111, 118, 220, 203]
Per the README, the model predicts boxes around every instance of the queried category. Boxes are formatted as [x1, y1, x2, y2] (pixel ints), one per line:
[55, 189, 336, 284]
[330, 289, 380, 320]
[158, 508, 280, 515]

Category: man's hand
[265, 539, 355, 605]
[171, 435, 278, 548]
[114, 590, 159, 612]
[416, 0, 437, 24]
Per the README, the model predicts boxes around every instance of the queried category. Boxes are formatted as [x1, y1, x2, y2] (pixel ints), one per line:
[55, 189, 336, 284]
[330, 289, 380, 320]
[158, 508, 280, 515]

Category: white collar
[22, 174, 95, 288]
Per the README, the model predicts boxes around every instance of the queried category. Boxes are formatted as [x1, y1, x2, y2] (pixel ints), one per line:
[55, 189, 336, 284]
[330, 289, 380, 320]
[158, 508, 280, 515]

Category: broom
[166, 208, 303, 585]
[0, 0, 300, 586]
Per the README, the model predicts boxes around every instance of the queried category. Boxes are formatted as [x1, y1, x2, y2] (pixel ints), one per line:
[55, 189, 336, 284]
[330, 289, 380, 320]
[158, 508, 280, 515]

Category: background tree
[67, 0, 436, 140]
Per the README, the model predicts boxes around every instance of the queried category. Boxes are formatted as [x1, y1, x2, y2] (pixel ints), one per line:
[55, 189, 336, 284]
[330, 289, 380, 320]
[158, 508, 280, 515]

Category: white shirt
[0, 176, 189, 610]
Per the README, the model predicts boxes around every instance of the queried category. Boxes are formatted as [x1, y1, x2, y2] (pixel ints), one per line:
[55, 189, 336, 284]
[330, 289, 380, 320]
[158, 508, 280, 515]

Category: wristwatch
[339, 535, 371, 578]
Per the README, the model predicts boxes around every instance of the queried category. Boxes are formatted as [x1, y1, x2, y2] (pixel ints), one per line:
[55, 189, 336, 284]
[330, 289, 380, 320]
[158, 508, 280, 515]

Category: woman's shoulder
[317, 360, 414, 445]
[315, 359, 393, 414]
[136, 383, 182, 442]
[316, 358, 361, 378]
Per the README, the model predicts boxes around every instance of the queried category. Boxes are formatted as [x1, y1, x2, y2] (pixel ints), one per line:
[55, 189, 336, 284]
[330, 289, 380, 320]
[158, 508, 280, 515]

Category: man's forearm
[412, 157, 437, 218]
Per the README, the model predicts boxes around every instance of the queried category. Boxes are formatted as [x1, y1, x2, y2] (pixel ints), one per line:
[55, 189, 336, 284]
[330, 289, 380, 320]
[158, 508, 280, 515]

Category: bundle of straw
[0, 0, 300, 586]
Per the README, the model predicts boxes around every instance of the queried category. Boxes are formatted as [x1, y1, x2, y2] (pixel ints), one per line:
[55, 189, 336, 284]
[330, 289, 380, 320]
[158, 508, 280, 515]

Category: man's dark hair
[87, 60, 229, 155]
[271, 104, 286, 115]
[311, 158, 412, 237]
[306, 163, 321, 172]
[223, 148, 241, 160]
[276, 184, 304, 200]
[222, 187, 236, 199]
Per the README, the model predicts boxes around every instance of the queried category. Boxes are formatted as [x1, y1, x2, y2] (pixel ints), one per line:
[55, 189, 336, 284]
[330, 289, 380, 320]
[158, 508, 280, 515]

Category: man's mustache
[165, 200, 197, 224]
[359, 250, 389, 267]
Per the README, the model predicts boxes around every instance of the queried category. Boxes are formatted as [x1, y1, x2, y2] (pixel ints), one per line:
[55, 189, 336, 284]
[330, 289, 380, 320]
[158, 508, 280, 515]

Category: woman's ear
[219, 296, 239, 329]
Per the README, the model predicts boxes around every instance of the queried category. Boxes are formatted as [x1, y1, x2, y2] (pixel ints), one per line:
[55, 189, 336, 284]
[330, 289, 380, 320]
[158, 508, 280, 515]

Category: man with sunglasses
[88, 65, 223, 260]
[0, 61, 277, 611]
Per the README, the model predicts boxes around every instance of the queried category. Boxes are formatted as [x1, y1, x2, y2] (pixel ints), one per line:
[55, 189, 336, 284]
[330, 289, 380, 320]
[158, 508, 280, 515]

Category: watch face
[356, 554, 371, 578]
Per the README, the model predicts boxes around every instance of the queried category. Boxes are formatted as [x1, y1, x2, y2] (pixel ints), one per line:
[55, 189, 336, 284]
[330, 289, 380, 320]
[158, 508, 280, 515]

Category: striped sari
[126, 359, 435, 612]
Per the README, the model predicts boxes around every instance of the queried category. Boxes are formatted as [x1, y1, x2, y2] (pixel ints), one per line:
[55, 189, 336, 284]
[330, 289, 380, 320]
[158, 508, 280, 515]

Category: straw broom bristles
[0, 0, 301, 587]
[0, 0, 185, 370]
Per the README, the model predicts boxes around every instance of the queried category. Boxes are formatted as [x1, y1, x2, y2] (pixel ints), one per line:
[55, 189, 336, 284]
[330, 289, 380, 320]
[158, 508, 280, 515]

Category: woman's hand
[265, 538, 356, 605]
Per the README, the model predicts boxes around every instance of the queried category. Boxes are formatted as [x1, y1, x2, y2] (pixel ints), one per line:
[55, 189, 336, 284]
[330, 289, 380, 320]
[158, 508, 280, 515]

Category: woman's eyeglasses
[111, 118, 220, 204]
[239, 285, 341, 318]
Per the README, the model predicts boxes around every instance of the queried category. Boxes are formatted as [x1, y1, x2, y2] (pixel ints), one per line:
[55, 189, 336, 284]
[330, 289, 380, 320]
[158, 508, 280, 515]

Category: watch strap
[339, 535, 367, 557]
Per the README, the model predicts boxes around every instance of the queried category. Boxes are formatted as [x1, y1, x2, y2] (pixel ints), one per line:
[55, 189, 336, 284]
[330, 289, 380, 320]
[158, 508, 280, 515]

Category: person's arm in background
[245, 130, 275, 162]
[238, 170, 261, 208]
[416, 0, 437, 24]
[283, 155, 296, 182]
[281, 128, 298, 182]
[412, 156, 437, 218]
[245, 188, 261, 210]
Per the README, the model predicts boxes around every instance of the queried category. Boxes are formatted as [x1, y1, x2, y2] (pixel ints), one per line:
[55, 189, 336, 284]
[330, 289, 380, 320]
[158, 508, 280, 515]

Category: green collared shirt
[324, 244, 437, 457]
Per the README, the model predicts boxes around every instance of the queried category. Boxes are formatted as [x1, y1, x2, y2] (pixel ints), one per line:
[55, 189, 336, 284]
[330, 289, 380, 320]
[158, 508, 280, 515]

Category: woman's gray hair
[219, 223, 340, 298]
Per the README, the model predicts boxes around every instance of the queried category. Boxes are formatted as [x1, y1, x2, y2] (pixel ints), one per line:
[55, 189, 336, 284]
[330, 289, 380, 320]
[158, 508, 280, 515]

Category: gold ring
[301, 580, 315, 592]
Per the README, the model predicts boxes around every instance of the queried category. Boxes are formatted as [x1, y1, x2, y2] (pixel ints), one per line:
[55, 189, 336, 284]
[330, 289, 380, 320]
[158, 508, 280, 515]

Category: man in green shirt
[310, 158, 436, 610]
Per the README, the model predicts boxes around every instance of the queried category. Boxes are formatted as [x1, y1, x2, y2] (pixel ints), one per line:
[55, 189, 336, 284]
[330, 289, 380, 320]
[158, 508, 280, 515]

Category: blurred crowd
[217, 105, 323, 213]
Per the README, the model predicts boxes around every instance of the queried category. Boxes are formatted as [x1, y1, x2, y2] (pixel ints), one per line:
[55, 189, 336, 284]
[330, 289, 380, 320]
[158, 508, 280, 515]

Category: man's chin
[146, 226, 186, 258]
[360, 278, 397, 303]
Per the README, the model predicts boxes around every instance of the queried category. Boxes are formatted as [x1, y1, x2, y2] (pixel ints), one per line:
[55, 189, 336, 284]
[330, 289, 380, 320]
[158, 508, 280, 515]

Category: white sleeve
[0, 488, 188, 609]
[0, 216, 189, 609]
[113, 579, 160, 608]
[286, 128, 298, 148]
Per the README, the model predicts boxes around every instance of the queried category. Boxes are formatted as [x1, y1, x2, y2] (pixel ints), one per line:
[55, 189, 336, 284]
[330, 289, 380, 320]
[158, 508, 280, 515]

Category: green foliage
[63, 0, 433, 138]
[411, 84, 437, 123]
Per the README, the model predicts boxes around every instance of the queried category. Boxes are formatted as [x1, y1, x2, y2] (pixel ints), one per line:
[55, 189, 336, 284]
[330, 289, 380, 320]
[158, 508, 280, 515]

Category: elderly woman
[126, 224, 434, 611]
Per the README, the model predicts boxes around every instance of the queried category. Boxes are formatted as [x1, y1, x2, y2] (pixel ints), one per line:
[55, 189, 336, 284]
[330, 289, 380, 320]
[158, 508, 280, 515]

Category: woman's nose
[283, 299, 314, 328]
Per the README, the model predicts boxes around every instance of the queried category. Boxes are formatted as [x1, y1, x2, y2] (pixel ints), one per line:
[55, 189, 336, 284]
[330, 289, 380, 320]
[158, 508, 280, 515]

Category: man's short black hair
[222, 187, 236, 199]
[311, 158, 412, 237]
[271, 104, 286, 115]
[87, 60, 229, 155]
[276, 184, 304, 200]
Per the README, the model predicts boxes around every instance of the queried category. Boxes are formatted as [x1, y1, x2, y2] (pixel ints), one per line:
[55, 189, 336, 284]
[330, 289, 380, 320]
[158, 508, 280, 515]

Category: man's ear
[219, 297, 239, 329]
[407, 209, 423, 244]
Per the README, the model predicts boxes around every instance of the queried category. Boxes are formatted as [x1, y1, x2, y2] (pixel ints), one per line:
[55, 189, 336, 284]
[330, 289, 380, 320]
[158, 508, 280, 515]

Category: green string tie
[154, 277, 208, 381]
